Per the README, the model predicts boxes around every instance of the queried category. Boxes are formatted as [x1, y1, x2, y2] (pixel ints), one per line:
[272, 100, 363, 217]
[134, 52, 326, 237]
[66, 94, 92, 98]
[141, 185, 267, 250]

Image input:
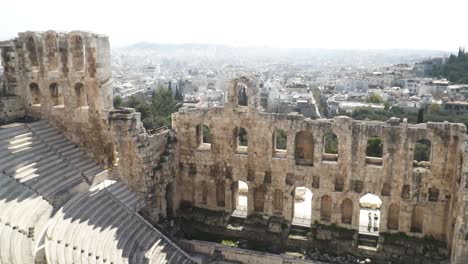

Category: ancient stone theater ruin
[0, 31, 468, 264]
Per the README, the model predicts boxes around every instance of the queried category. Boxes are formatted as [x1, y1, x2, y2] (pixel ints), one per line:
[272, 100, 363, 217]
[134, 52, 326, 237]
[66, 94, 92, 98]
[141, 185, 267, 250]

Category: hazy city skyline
[1, 0, 467, 51]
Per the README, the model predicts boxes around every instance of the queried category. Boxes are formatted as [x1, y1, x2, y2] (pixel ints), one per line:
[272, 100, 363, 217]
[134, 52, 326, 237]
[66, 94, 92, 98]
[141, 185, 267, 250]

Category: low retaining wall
[181, 239, 324, 264]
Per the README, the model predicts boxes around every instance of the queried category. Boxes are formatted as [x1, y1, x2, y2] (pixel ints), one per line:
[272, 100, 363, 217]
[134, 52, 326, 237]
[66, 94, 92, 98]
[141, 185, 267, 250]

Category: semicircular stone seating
[0, 120, 197, 264]
[45, 180, 196, 264]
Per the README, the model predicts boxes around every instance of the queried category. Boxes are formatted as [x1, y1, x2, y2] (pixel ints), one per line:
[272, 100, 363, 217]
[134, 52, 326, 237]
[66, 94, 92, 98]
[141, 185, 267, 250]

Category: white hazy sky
[1, 0, 467, 51]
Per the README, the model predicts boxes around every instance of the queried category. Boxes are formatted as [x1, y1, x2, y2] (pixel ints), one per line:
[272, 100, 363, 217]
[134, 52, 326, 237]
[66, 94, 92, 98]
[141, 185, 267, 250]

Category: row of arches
[29, 82, 88, 107]
[195, 125, 432, 164]
[25, 35, 85, 70]
[224, 182, 424, 234]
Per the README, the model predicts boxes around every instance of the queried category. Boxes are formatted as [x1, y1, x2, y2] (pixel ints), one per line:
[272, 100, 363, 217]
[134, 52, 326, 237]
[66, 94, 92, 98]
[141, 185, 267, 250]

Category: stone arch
[295, 131, 314, 166]
[387, 203, 399, 230]
[232, 180, 248, 218]
[74, 82, 87, 107]
[381, 183, 391, 196]
[203, 125, 212, 144]
[45, 32, 58, 70]
[26, 36, 39, 67]
[320, 195, 332, 222]
[49, 83, 63, 106]
[411, 206, 424, 233]
[71, 35, 84, 70]
[237, 82, 248, 106]
[341, 198, 353, 224]
[273, 129, 287, 158]
[358, 193, 382, 235]
[292, 187, 313, 226]
[234, 127, 248, 153]
[29, 83, 41, 105]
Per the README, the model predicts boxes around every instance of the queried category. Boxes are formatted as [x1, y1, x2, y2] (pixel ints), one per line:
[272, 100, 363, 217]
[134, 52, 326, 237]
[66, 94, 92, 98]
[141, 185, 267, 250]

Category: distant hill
[431, 48, 468, 84]
[112, 42, 450, 69]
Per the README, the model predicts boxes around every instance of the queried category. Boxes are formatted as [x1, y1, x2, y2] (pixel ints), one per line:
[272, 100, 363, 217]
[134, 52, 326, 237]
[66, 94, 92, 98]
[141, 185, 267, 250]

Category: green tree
[121, 88, 180, 130]
[414, 139, 431, 162]
[238, 127, 248, 146]
[202, 125, 211, 143]
[113, 95, 123, 108]
[431, 48, 468, 83]
[149, 88, 180, 128]
[428, 103, 441, 113]
[366, 137, 383, 157]
[417, 109, 424, 123]
[175, 87, 183, 101]
[275, 130, 287, 150]
[324, 133, 338, 154]
[366, 93, 383, 104]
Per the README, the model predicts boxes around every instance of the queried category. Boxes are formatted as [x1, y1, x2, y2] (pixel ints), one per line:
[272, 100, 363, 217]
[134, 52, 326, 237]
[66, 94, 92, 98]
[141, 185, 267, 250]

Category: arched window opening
[45, 33, 58, 70]
[428, 187, 439, 202]
[232, 180, 248, 218]
[237, 83, 248, 106]
[366, 136, 383, 166]
[292, 187, 313, 227]
[320, 195, 332, 222]
[295, 131, 314, 166]
[341, 198, 353, 225]
[49, 83, 63, 106]
[254, 185, 265, 213]
[411, 206, 424, 233]
[414, 139, 431, 168]
[387, 203, 399, 230]
[273, 129, 287, 158]
[26, 36, 38, 67]
[203, 125, 211, 144]
[358, 194, 382, 236]
[381, 183, 391, 196]
[74, 83, 87, 107]
[29, 83, 41, 105]
[273, 189, 283, 215]
[235, 127, 248, 154]
[323, 132, 338, 162]
[71, 35, 84, 70]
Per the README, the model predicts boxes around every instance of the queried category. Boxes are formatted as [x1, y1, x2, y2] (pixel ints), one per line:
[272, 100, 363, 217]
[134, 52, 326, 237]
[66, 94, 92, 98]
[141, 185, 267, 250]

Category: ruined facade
[1, 31, 468, 264]
[0, 31, 179, 211]
[173, 75, 468, 263]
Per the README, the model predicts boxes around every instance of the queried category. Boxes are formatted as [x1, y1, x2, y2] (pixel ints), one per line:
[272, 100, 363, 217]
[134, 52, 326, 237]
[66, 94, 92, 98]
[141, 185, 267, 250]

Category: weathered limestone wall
[108, 108, 180, 220]
[0, 30, 179, 222]
[0, 95, 25, 124]
[0, 31, 115, 167]
[173, 75, 466, 251]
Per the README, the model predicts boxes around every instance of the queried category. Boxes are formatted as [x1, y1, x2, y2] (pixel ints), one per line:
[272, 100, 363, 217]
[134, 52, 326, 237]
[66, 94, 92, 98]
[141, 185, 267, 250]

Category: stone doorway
[292, 187, 313, 227]
[358, 193, 382, 249]
[232, 180, 248, 218]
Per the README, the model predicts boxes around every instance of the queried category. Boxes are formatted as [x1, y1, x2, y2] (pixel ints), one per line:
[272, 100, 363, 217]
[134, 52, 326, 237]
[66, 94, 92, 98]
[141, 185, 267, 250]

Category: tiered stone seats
[0, 172, 53, 264]
[45, 180, 196, 264]
[0, 120, 196, 264]
[0, 120, 107, 264]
